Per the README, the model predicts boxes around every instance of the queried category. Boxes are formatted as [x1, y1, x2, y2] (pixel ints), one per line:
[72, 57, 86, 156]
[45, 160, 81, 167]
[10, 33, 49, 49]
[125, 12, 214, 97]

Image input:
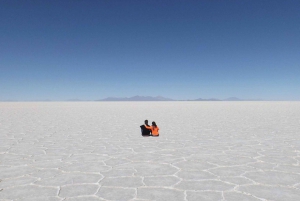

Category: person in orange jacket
[145, 121, 159, 136]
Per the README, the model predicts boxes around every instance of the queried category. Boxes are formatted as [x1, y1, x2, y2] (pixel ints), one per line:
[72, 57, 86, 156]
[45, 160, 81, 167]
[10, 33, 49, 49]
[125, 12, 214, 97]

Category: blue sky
[1, 0, 299, 101]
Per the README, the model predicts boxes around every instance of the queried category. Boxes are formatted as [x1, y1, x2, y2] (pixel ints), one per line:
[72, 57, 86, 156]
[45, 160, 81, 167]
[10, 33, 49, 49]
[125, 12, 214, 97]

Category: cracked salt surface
[0, 101, 300, 200]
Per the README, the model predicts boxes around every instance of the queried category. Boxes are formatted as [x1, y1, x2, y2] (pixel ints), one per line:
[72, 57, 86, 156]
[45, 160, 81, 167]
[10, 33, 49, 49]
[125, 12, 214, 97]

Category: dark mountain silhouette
[98, 96, 174, 101]
[193, 98, 221, 101]
[223, 97, 243, 101]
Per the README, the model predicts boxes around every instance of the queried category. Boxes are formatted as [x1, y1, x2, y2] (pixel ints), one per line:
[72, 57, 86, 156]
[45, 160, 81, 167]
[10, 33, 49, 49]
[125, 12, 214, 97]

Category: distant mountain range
[0, 96, 263, 102]
[192, 98, 220, 101]
[97, 96, 174, 101]
[97, 96, 261, 101]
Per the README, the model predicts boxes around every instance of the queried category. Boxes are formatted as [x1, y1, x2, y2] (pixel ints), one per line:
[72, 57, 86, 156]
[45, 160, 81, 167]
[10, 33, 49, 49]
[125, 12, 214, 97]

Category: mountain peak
[223, 97, 242, 101]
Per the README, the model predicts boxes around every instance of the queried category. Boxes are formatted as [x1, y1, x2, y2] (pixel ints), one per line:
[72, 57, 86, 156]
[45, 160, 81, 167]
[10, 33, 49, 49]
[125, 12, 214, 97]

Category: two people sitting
[140, 120, 159, 137]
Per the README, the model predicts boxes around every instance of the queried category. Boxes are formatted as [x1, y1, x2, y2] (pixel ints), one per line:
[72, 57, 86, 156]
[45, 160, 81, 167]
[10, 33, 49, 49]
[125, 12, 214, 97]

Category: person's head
[144, 120, 148, 125]
[152, 121, 157, 127]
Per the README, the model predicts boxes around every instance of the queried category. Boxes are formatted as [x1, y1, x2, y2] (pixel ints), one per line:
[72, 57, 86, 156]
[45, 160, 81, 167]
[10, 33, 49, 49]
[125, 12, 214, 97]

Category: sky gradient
[1, 0, 300, 101]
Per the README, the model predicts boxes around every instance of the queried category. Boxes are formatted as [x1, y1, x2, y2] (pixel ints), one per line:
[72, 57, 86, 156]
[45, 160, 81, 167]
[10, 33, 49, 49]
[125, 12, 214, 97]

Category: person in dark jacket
[140, 120, 152, 136]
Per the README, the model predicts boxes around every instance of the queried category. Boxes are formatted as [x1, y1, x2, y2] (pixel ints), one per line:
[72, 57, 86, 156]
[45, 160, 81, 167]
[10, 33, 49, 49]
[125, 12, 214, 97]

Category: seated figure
[140, 120, 152, 136]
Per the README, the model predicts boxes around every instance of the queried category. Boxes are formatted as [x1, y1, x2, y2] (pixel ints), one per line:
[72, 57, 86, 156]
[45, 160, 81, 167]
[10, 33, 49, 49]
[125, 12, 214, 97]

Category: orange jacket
[145, 125, 159, 136]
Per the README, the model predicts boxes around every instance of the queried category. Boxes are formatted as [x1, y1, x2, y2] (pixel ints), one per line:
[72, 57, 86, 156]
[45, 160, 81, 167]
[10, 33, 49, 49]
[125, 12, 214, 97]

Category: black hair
[152, 121, 157, 127]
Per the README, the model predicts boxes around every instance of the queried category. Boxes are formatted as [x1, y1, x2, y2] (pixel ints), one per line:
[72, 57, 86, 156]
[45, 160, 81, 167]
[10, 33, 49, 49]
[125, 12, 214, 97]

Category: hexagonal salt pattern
[1, 101, 300, 200]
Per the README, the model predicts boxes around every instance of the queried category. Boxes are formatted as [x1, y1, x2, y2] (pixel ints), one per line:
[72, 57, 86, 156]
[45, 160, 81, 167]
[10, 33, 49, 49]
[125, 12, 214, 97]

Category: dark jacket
[140, 125, 151, 136]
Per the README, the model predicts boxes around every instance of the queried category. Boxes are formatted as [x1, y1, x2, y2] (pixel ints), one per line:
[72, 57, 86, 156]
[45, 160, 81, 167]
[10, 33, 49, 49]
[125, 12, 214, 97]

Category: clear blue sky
[1, 0, 299, 101]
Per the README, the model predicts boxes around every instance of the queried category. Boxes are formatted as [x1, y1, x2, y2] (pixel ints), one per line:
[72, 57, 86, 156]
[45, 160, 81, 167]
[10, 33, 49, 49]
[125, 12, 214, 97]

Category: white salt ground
[0, 101, 300, 201]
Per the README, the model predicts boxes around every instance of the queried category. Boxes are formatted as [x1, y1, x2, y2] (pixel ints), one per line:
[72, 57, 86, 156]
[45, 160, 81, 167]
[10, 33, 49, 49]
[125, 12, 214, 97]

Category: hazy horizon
[1, 1, 299, 101]
[0, 95, 296, 102]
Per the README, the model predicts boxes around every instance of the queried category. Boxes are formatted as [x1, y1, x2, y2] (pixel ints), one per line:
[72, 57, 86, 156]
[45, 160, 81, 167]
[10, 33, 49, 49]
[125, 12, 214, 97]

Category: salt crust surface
[0, 101, 300, 201]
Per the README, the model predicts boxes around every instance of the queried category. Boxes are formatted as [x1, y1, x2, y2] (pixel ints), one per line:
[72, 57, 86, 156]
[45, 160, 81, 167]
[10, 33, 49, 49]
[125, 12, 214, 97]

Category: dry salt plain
[0, 102, 300, 201]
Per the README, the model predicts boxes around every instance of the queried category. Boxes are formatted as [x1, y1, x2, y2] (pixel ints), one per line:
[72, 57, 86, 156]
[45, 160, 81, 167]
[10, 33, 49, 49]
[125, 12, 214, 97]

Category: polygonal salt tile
[0, 175, 38, 188]
[59, 184, 99, 197]
[100, 148, 122, 155]
[90, 145, 106, 150]
[212, 156, 257, 166]
[125, 154, 164, 162]
[187, 154, 227, 163]
[219, 176, 254, 185]
[67, 149, 94, 155]
[101, 169, 136, 177]
[30, 169, 63, 179]
[152, 156, 184, 164]
[44, 149, 68, 155]
[143, 176, 180, 186]
[0, 185, 58, 200]
[64, 154, 110, 162]
[258, 156, 297, 165]
[35, 172, 102, 186]
[104, 158, 130, 166]
[137, 187, 184, 201]
[118, 162, 178, 176]
[247, 162, 277, 170]
[207, 166, 256, 177]
[15, 197, 63, 201]
[175, 180, 235, 191]
[131, 146, 158, 153]
[60, 162, 111, 173]
[187, 148, 222, 155]
[176, 170, 217, 180]
[224, 150, 261, 158]
[0, 154, 30, 161]
[33, 154, 69, 161]
[9, 148, 45, 155]
[172, 161, 216, 171]
[0, 165, 37, 179]
[260, 149, 297, 157]
[157, 142, 184, 149]
[243, 171, 300, 186]
[154, 150, 192, 157]
[31, 160, 67, 168]
[0, 157, 33, 166]
[96, 187, 136, 200]
[64, 196, 103, 201]
[223, 192, 261, 201]
[118, 143, 141, 149]
[100, 177, 143, 187]
[274, 164, 300, 174]
[130, 199, 152, 201]
[238, 185, 300, 201]
[186, 191, 223, 201]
